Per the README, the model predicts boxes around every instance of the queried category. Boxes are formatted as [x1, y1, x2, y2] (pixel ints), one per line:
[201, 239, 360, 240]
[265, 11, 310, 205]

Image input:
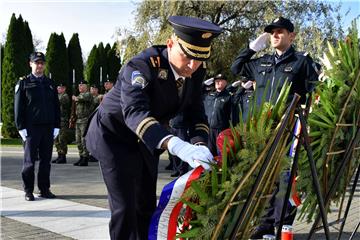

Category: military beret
[30, 52, 46, 62]
[90, 84, 99, 88]
[105, 79, 113, 83]
[168, 16, 223, 61]
[78, 80, 88, 85]
[214, 73, 227, 81]
[264, 17, 294, 33]
[58, 83, 67, 87]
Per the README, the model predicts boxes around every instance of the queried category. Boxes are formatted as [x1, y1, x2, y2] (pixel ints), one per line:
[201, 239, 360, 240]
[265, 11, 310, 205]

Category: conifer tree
[97, 42, 107, 85]
[45, 33, 69, 85]
[107, 42, 121, 82]
[85, 44, 100, 86]
[68, 33, 84, 93]
[23, 21, 34, 56]
[1, 14, 32, 137]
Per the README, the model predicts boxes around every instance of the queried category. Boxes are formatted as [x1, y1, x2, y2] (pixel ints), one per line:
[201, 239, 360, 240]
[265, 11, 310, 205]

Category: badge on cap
[274, 18, 280, 23]
[131, 71, 148, 89]
[158, 69, 168, 80]
[202, 32, 212, 39]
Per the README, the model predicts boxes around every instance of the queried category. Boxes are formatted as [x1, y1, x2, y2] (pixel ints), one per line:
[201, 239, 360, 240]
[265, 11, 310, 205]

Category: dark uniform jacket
[231, 46, 319, 105]
[204, 89, 232, 129]
[86, 45, 209, 156]
[14, 74, 60, 130]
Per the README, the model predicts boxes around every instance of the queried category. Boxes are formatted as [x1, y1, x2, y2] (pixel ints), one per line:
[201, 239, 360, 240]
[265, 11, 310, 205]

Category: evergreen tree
[85, 44, 100, 86]
[1, 14, 32, 137]
[23, 21, 34, 57]
[97, 42, 107, 85]
[68, 33, 84, 94]
[107, 42, 121, 82]
[45, 33, 69, 85]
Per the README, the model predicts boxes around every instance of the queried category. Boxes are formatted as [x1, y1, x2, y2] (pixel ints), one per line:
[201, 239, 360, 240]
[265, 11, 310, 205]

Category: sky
[1, 0, 359, 59]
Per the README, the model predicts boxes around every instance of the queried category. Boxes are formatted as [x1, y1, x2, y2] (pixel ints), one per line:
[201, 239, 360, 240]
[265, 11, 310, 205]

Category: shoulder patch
[158, 69, 168, 80]
[131, 71, 148, 89]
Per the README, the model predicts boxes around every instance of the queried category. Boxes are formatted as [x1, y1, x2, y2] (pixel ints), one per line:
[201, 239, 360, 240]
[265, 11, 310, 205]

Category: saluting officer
[14, 52, 60, 201]
[53, 83, 70, 164]
[231, 17, 320, 238]
[86, 16, 222, 239]
[72, 80, 93, 166]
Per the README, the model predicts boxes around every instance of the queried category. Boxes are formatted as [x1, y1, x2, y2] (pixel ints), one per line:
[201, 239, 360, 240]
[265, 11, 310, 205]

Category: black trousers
[208, 128, 222, 156]
[22, 124, 54, 193]
[260, 182, 297, 229]
[86, 113, 158, 240]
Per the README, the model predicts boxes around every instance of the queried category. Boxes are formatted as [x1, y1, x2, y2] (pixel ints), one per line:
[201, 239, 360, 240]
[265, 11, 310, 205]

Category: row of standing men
[52, 80, 114, 166]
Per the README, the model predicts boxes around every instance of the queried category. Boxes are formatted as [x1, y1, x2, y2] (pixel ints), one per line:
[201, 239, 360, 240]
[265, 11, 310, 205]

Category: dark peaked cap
[168, 16, 223, 61]
[264, 16, 294, 33]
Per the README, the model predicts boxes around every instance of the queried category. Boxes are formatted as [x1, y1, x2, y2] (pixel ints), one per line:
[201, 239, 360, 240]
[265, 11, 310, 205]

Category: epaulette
[149, 56, 161, 68]
[19, 75, 26, 80]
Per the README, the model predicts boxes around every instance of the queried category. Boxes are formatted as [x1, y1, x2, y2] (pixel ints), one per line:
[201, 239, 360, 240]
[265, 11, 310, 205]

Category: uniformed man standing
[90, 84, 102, 109]
[86, 16, 222, 240]
[231, 17, 320, 239]
[72, 80, 93, 166]
[103, 78, 114, 93]
[203, 73, 232, 155]
[53, 83, 70, 164]
[14, 52, 60, 201]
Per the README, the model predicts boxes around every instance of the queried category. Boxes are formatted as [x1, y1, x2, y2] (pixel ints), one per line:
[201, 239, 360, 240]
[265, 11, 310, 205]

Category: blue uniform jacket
[231, 46, 319, 105]
[14, 74, 60, 130]
[86, 45, 209, 155]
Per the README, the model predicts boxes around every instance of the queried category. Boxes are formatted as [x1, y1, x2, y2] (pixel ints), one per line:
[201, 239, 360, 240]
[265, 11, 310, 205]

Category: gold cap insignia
[202, 32, 212, 39]
[274, 18, 280, 23]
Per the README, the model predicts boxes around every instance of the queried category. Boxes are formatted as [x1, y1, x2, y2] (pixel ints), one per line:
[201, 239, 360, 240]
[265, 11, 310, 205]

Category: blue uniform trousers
[22, 124, 54, 193]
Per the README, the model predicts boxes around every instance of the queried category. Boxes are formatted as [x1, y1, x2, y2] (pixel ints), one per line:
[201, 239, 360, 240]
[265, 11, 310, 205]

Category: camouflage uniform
[75, 92, 93, 159]
[54, 92, 70, 155]
[92, 94, 101, 111]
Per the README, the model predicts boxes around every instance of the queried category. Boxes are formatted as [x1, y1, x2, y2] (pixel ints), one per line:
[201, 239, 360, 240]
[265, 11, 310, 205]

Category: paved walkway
[1, 146, 359, 239]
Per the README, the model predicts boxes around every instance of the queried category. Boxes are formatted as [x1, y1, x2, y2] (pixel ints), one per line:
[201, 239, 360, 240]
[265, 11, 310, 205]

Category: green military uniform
[74, 91, 93, 165]
[92, 94, 101, 111]
[53, 91, 70, 163]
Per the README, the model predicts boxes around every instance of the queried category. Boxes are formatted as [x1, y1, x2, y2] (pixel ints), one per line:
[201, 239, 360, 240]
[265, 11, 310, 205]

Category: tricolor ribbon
[149, 166, 204, 240]
[288, 117, 302, 207]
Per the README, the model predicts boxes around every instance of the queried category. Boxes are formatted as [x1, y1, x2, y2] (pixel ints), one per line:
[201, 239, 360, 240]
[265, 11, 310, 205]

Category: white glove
[241, 81, 254, 90]
[167, 136, 214, 170]
[231, 80, 242, 88]
[204, 78, 214, 86]
[18, 129, 27, 141]
[249, 32, 270, 52]
[53, 128, 60, 139]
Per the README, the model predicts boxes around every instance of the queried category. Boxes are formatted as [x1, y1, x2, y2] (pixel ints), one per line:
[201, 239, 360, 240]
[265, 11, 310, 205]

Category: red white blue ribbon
[149, 166, 204, 240]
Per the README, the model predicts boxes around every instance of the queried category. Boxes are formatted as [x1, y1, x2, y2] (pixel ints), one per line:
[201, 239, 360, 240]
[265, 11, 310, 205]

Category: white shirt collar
[168, 58, 185, 80]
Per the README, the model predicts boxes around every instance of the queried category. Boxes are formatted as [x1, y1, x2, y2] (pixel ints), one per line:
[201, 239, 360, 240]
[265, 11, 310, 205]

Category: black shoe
[51, 158, 59, 163]
[165, 163, 173, 170]
[74, 157, 88, 166]
[25, 192, 35, 201]
[249, 226, 275, 239]
[38, 190, 56, 199]
[170, 171, 180, 177]
[73, 157, 83, 166]
[56, 154, 67, 164]
[88, 156, 98, 162]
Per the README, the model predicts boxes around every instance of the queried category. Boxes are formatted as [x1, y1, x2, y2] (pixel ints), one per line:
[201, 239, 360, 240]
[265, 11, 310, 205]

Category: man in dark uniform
[86, 16, 222, 240]
[14, 52, 60, 201]
[203, 73, 232, 155]
[103, 78, 114, 93]
[231, 17, 320, 239]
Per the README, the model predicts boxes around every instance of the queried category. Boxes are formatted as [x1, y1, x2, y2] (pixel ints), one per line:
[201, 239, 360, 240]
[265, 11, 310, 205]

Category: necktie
[175, 77, 184, 89]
